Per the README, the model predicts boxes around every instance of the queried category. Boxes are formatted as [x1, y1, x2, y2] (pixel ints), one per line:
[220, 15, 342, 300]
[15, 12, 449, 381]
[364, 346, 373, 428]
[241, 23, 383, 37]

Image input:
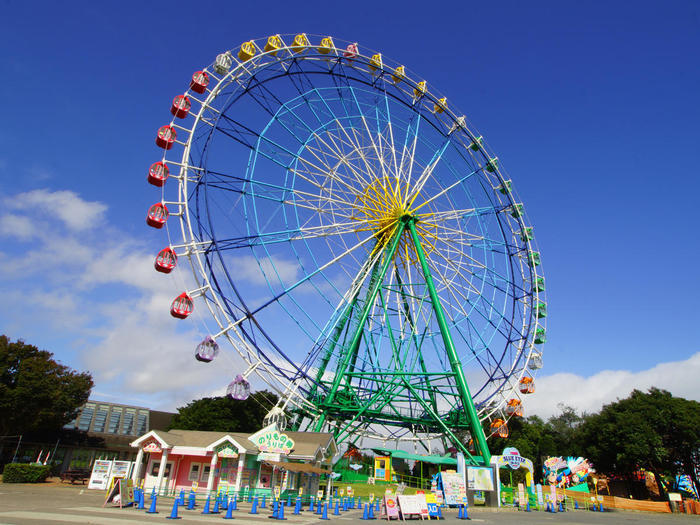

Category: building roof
[131, 428, 335, 461]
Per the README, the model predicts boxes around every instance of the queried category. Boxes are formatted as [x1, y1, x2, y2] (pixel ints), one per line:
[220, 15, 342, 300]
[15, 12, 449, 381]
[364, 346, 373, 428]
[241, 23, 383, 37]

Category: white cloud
[526, 351, 700, 418]
[0, 213, 37, 239]
[6, 189, 107, 231]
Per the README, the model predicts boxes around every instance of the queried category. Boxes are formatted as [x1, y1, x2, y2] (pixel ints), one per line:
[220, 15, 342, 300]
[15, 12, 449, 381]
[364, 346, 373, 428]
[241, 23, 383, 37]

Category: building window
[77, 404, 95, 431]
[122, 409, 135, 435]
[136, 412, 148, 434]
[107, 408, 122, 434]
[189, 463, 202, 482]
[93, 405, 109, 432]
[201, 465, 211, 481]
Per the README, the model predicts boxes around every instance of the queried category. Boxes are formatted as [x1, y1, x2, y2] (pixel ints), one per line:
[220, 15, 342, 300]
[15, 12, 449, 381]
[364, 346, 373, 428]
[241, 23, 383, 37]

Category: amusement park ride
[145, 34, 546, 467]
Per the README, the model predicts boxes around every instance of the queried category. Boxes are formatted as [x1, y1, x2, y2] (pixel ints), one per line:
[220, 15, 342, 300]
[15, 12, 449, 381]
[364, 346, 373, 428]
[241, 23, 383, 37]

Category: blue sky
[1, 1, 698, 416]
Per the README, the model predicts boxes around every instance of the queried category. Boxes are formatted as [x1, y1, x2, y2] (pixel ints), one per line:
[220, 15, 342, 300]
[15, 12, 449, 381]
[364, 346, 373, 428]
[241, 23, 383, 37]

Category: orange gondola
[519, 376, 535, 394]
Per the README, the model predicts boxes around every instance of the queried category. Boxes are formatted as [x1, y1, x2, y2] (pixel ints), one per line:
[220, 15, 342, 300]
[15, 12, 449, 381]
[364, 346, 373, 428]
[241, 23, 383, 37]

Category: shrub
[2, 463, 51, 483]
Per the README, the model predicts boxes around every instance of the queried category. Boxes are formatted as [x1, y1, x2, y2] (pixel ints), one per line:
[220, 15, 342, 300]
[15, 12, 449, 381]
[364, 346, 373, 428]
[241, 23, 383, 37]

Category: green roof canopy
[371, 449, 482, 466]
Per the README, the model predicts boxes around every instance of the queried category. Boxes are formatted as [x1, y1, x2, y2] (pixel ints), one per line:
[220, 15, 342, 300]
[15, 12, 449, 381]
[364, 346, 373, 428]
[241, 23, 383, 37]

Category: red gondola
[146, 203, 169, 229]
[344, 43, 358, 59]
[155, 125, 177, 150]
[190, 71, 209, 94]
[170, 292, 193, 319]
[148, 161, 169, 187]
[170, 95, 191, 118]
[154, 247, 177, 273]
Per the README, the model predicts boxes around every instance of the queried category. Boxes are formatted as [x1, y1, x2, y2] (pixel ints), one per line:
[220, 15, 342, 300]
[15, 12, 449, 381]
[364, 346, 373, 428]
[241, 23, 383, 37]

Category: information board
[406, 494, 426, 517]
[536, 484, 544, 507]
[517, 483, 527, 508]
[440, 471, 468, 505]
[467, 466, 494, 491]
[88, 460, 112, 490]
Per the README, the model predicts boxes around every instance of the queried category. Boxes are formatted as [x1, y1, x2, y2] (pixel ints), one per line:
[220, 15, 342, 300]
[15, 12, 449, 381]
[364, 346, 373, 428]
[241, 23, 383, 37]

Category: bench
[60, 469, 90, 484]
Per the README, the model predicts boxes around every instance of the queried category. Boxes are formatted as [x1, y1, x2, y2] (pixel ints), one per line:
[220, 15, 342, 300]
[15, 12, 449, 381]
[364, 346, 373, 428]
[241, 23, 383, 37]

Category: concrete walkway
[0, 484, 696, 524]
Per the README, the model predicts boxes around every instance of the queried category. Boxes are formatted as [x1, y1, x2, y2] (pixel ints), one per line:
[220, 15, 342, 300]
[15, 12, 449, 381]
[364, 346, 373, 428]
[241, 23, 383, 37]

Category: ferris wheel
[146, 34, 546, 465]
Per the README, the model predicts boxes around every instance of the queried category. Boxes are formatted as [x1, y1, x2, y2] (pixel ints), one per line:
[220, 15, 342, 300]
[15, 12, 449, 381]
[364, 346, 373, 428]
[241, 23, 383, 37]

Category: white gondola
[214, 52, 233, 75]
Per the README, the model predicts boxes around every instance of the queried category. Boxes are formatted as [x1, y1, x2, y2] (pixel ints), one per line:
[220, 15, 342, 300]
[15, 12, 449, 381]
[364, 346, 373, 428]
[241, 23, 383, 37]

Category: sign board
[274, 486, 281, 500]
[298, 487, 303, 496]
[668, 493, 682, 502]
[425, 493, 440, 517]
[142, 440, 162, 454]
[216, 444, 239, 458]
[467, 466, 494, 491]
[369, 492, 375, 503]
[440, 471, 468, 505]
[536, 484, 544, 507]
[257, 452, 281, 462]
[110, 461, 132, 486]
[397, 494, 426, 517]
[191, 481, 199, 492]
[248, 424, 295, 454]
[119, 478, 134, 507]
[517, 482, 527, 508]
[347, 486, 353, 496]
[503, 447, 527, 470]
[88, 460, 112, 490]
[317, 490, 324, 500]
[474, 491, 485, 505]
[384, 495, 401, 519]
[339, 488, 344, 497]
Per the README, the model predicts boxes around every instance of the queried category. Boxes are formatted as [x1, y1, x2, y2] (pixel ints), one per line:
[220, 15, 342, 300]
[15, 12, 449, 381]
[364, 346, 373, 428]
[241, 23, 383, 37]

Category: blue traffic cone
[526, 500, 531, 512]
[559, 501, 564, 512]
[361, 503, 369, 520]
[463, 504, 470, 520]
[178, 489, 185, 505]
[317, 500, 323, 514]
[574, 500, 579, 510]
[310, 498, 315, 512]
[287, 496, 291, 507]
[201, 495, 211, 514]
[262, 495, 266, 508]
[369, 503, 375, 519]
[334, 500, 340, 515]
[151, 487, 156, 499]
[232, 494, 238, 510]
[357, 497, 361, 508]
[271, 500, 279, 519]
[187, 491, 195, 510]
[136, 490, 145, 510]
[458, 505, 463, 519]
[599, 502, 604, 512]
[223, 498, 235, 520]
[166, 499, 181, 520]
[212, 495, 221, 514]
[146, 494, 158, 514]
[437, 505, 443, 518]
[250, 497, 258, 514]
[320, 502, 329, 520]
[279, 502, 287, 521]
[294, 499, 301, 515]
[375, 499, 380, 512]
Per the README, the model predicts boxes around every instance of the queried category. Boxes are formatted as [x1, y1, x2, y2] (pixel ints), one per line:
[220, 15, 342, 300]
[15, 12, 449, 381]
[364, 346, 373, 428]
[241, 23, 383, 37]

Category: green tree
[169, 391, 279, 433]
[578, 388, 700, 499]
[0, 336, 93, 437]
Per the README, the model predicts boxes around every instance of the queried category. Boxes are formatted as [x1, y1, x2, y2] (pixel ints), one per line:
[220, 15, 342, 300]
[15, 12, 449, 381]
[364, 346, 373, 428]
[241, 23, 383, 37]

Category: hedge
[2, 463, 51, 483]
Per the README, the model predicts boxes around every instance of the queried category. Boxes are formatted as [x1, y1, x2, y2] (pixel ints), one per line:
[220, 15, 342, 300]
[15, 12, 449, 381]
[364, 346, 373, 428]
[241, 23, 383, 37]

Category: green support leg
[407, 218, 491, 465]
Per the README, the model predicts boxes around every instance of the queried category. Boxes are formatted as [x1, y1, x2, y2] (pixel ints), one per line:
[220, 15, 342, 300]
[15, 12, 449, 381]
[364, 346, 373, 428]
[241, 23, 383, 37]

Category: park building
[129, 426, 336, 499]
[0, 400, 175, 472]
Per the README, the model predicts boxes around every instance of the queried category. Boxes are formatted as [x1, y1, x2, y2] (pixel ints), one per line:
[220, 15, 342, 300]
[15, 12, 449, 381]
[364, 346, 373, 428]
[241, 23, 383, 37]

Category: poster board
[424, 493, 440, 517]
[103, 479, 120, 507]
[440, 471, 468, 505]
[88, 460, 113, 490]
[536, 484, 544, 507]
[346, 486, 353, 496]
[397, 494, 427, 519]
[467, 466, 494, 491]
[384, 495, 402, 520]
[108, 461, 132, 490]
[119, 478, 134, 507]
[517, 483, 527, 508]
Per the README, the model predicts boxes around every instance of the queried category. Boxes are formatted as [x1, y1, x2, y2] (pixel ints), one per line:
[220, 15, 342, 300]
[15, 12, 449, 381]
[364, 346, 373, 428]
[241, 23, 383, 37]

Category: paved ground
[0, 484, 697, 524]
